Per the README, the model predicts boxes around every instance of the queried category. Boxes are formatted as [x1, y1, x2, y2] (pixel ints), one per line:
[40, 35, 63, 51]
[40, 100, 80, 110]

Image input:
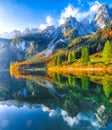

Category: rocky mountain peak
[94, 4, 112, 28]
[65, 16, 77, 24]
[23, 28, 31, 35]
[61, 16, 80, 35]
[80, 18, 90, 26]
[41, 25, 56, 34]
[64, 16, 78, 29]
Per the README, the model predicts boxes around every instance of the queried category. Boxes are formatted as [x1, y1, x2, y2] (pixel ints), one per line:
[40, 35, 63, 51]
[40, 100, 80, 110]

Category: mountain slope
[1, 3, 112, 70]
[23, 24, 112, 67]
[0, 38, 25, 69]
[92, 4, 112, 29]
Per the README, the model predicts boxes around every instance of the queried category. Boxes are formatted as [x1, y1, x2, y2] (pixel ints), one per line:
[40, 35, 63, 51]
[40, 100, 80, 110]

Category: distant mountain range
[0, 28, 39, 39]
[0, 3, 112, 69]
[0, 4, 112, 39]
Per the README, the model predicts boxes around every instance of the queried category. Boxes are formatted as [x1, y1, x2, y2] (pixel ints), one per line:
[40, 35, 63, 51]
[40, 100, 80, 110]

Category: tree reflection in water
[8, 70, 112, 128]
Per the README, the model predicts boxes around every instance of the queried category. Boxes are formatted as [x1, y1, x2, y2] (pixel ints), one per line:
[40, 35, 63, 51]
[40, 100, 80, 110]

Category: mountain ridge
[1, 4, 112, 39]
[1, 3, 112, 69]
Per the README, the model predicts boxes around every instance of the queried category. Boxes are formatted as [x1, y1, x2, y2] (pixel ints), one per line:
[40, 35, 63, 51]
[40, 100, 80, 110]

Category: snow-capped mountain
[0, 3, 112, 69]
[1, 4, 112, 40]
[61, 17, 80, 34]
[0, 38, 25, 69]
[0, 28, 39, 39]
[41, 25, 56, 34]
[0, 30, 22, 39]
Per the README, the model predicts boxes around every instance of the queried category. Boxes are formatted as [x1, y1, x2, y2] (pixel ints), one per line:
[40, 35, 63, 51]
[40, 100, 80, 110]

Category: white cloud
[39, 16, 53, 30]
[59, 1, 101, 25]
[61, 110, 101, 129]
[89, 1, 101, 14]
[41, 105, 101, 129]
[59, 4, 79, 25]
[39, 24, 47, 30]
[46, 16, 52, 24]
[41, 105, 57, 117]
[61, 110, 79, 126]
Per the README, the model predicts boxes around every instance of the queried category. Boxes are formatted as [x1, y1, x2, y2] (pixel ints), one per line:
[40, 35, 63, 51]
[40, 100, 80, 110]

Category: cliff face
[93, 4, 112, 28]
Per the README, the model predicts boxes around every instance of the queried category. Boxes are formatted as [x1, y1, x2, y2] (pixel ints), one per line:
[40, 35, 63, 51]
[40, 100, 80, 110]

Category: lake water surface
[0, 70, 112, 130]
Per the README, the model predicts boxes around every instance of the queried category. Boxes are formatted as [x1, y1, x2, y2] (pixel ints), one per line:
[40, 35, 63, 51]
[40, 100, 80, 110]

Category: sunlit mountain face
[0, 0, 111, 36]
[0, 1, 112, 67]
[0, 0, 112, 130]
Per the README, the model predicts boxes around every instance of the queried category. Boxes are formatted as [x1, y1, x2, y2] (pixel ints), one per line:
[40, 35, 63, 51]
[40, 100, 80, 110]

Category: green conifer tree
[71, 51, 76, 61]
[57, 55, 61, 66]
[53, 57, 57, 66]
[81, 47, 90, 65]
[102, 40, 112, 63]
[68, 52, 72, 63]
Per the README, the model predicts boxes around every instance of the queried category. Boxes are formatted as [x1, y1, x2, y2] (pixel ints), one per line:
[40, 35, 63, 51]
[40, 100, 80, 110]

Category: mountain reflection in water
[0, 100, 101, 130]
[0, 70, 112, 130]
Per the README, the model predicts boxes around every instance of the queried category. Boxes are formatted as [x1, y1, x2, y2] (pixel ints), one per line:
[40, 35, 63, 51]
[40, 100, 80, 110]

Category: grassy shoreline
[48, 63, 112, 75]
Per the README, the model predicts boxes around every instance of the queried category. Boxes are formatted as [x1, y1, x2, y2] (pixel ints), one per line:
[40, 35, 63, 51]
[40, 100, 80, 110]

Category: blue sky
[0, 0, 112, 33]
